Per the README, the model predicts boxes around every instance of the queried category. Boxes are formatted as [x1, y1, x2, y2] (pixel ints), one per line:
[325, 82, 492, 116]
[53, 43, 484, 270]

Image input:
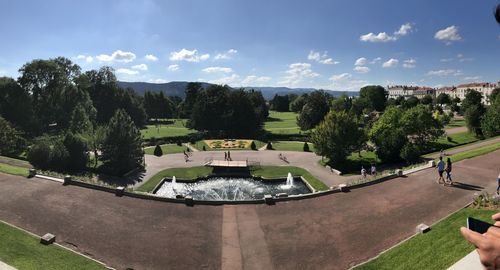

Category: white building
[456, 82, 499, 105]
[387, 85, 435, 99]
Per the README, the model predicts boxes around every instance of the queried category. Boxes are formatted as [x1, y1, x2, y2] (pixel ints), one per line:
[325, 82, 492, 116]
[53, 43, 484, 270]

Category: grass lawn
[430, 131, 478, 150]
[250, 165, 329, 191]
[269, 141, 316, 152]
[0, 163, 29, 177]
[144, 144, 186, 155]
[0, 221, 106, 270]
[445, 118, 466, 128]
[140, 119, 195, 139]
[136, 166, 213, 192]
[137, 165, 329, 192]
[321, 151, 380, 176]
[354, 207, 496, 270]
[437, 142, 500, 163]
[264, 111, 303, 135]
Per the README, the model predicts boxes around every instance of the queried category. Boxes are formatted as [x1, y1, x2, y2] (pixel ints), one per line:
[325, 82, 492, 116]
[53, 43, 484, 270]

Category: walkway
[0, 150, 497, 270]
[425, 136, 500, 159]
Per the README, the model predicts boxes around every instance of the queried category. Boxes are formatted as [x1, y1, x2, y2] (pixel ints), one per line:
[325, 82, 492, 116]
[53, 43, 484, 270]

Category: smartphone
[467, 217, 499, 234]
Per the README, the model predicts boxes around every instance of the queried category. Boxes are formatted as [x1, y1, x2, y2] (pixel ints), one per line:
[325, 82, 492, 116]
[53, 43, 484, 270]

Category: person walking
[361, 166, 367, 179]
[445, 158, 453, 185]
[371, 164, 376, 177]
[227, 150, 231, 161]
[497, 171, 500, 195]
[224, 151, 227, 161]
[437, 156, 445, 185]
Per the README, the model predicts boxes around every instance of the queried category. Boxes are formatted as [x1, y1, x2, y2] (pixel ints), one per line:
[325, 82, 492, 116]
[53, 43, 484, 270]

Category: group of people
[436, 156, 453, 185]
[361, 164, 376, 179]
[224, 151, 232, 161]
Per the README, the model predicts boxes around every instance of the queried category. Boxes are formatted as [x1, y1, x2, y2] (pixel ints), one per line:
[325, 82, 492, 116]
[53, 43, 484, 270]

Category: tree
[69, 104, 93, 134]
[311, 111, 365, 164]
[49, 140, 69, 171]
[436, 93, 451, 105]
[63, 133, 88, 171]
[297, 90, 330, 130]
[462, 89, 483, 112]
[179, 82, 203, 118]
[481, 95, 500, 137]
[189, 85, 230, 133]
[369, 106, 407, 162]
[100, 109, 144, 175]
[462, 90, 486, 136]
[84, 125, 106, 168]
[303, 142, 310, 152]
[331, 95, 352, 112]
[402, 96, 419, 109]
[144, 91, 174, 120]
[489, 88, 500, 104]
[359, 85, 387, 111]
[250, 141, 257, 150]
[270, 94, 290, 112]
[401, 105, 444, 146]
[247, 89, 269, 122]
[420, 95, 433, 105]
[27, 139, 52, 169]
[153, 144, 163, 156]
[226, 89, 260, 137]
[400, 144, 420, 164]
[0, 77, 34, 133]
[0, 117, 26, 157]
[290, 94, 307, 112]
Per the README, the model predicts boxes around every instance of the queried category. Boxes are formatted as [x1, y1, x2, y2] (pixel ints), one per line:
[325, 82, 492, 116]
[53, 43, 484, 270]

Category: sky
[0, 0, 499, 91]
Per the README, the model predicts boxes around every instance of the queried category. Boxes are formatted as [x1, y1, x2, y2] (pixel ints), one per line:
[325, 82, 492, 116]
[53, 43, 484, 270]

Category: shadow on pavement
[450, 182, 484, 191]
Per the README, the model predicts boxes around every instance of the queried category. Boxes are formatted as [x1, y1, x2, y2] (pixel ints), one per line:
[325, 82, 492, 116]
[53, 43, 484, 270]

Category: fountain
[172, 176, 176, 184]
[286, 172, 294, 186]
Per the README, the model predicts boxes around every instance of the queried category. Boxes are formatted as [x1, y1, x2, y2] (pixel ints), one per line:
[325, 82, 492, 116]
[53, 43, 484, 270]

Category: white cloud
[329, 73, 352, 81]
[354, 57, 367, 66]
[131, 64, 148, 71]
[370, 57, 382, 64]
[382, 58, 399, 68]
[457, 53, 474, 62]
[167, 64, 179, 71]
[463, 76, 482, 81]
[116, 68, 139, 75]
[402, 58, 416, 68]
[202, 66, 233, 73]
[440, 58, 454, 62]
[96, 50, 136, 63]
[241, 75, 272, 86]
[434, 25, 462, 44]
[214, 49, 238, 60]
[169, 48, 210, 62]
[208, 74, 240, 85]
[360, 23, 413, 42]
[148, 78, 168, 83]
[394, 23, 413, 36]
[426, 69, 463, 76]
[76, 55, 93, 63]
[145, 54, 158, 61]
[279, 63, 320, 86]
[308, 50, 339, 64]
[353, 66, 370, 73]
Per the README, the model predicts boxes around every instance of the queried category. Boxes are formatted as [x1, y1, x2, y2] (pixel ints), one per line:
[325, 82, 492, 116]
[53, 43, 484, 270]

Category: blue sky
[0, 0, 499, 91]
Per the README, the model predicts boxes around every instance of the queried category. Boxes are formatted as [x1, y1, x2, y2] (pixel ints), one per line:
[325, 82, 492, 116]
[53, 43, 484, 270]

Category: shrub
[177, 141, 182, 146]
[250, 141, 257, 150]
[202, 145, 206, 151]
[400, 144, 420, 164]
[186, 147, 191, 152]
[27, 140, 52, 170]
[153, 144, 163, 156]
[266, 141, 273, 150]
[447, 136, 452, 142]
[303, 142, 310, 152]
[50, 141, 69, 171]
[63, 133, 88, 172]
[448, 111, 454, 119]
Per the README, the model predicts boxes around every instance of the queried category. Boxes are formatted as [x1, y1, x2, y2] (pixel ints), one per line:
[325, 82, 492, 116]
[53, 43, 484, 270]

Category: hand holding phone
[467, 217, 500, 234]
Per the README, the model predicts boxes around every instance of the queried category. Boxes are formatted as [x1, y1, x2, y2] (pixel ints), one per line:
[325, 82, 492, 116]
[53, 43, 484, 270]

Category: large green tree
[0, 77, 34, 133]
[481, 95, 500, 138]
[311, 111, 365, 164]
[100, 109, 144, 175]
[462, 89, 485, 136]
[289, 94, 308, 113]
[369, 106, 407, 162]
[297, 90, 330, 130]
[436, 93, 451, 105]
[359, 85, 387, 111]
[0, 117, 26, 157]
[270, 94, 290, 112]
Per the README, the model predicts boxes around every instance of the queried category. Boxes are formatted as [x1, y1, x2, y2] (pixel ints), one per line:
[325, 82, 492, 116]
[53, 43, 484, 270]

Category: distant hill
[118, 81, 359, 100]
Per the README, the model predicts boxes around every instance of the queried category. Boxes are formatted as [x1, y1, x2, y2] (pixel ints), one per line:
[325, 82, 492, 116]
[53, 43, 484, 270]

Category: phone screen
[467, 217, 495, 234]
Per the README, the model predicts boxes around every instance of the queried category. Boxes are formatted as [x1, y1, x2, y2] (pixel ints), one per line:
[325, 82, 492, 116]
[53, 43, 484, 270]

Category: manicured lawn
[264, 111, 303, 135]
[140, 119, 195, 139]
[191, 140, 266, 151]
[137, 165, 329, 192]
[321, 151, 380, 176]
[269, 141, 315, 152]
[0, 163, 29, 177]
[144, 144, 186, 155]
[0, 221, 106, 270]
[445, 118, 466, 128]
[250, 165, 329, 191]
[354, 208, 496, 270]
[136, 166, 213, 192]
[437, 142, 500, 163]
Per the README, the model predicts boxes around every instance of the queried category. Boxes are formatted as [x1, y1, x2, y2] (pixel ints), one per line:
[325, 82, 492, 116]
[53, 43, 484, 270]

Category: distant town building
[436, 86, 457, 99]
[387, 85, 435, 99]
[455, 82, 498, 105]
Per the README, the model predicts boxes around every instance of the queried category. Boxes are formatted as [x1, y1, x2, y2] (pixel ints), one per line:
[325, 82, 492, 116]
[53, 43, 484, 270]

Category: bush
[50, 141, 69, 171]
[266, 142, 273, 150]
[202, 145, 206, 151]
[153, 144, 163, 157]
[63, 133, 88, 172]
[303, 142, 310, 152]
[250, 141, 257, 150]
[176, 141, 182, 146]
[186, 147, 191, 152]
[447, 136, 452, 142]
[400, 144, 421, 164]
[27, 140, 52, 170]
[448, 111, 454, 118]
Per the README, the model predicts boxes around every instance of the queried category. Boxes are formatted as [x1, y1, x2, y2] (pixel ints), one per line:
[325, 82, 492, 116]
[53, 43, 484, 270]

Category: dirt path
[445, 126, 468, 135]
[0, 150, 498, 269]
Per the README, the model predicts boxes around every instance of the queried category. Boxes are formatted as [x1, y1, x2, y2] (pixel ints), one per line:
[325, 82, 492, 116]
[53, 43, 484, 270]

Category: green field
[445, 118, 466, 129]
[354, 208, 495, 270]
[321, 151, 379, 176]
[269, 141, 315, 152]
[264, 111, 303, 135]
[0, 163, 29, 177]
[0, 221, 106, 270]
[424, 131, 479, 154]
[141, 119, 195, 139]
[144, 144, 186, 155]
[437, 142, 500, 163]
[137, 165, 329, 192]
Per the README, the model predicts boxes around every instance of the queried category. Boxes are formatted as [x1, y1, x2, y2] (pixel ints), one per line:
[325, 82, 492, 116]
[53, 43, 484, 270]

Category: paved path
[0, 150, 498, 270]
[134, 151, 359, 189]
[0, 261, 17, 270]
[425, 136, 500, 159]
[445, 126, 467, 135]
